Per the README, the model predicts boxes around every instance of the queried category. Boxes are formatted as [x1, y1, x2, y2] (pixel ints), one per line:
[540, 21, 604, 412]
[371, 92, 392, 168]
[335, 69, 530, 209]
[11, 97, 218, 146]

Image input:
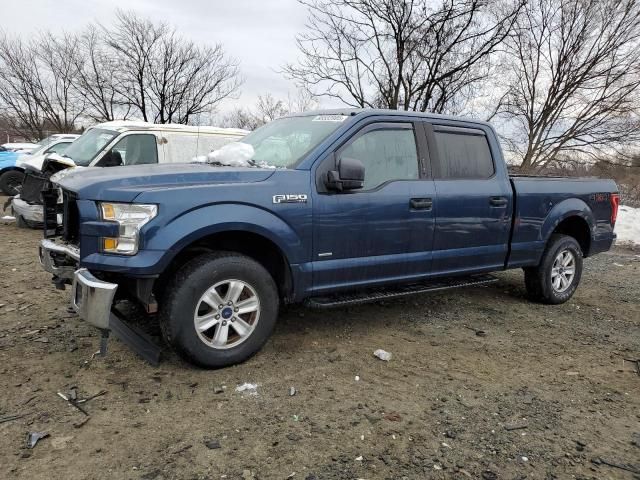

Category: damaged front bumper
[39, 238, 160, 364]
[39, 239, 117, 329]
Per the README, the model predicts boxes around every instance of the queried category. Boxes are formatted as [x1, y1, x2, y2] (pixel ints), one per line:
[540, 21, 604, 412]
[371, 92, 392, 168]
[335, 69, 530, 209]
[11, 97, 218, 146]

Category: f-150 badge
[273, 194, 308, 204]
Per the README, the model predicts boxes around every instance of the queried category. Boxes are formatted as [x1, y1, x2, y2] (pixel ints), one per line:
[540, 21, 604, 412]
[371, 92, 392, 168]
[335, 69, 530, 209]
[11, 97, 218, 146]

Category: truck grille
[20, 171, 47, 203]
[61, 191, 79, 244]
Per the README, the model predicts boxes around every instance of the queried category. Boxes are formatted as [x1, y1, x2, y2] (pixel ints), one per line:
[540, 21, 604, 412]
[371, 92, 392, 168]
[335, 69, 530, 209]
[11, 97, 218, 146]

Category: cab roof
[287, 108, 493, 128]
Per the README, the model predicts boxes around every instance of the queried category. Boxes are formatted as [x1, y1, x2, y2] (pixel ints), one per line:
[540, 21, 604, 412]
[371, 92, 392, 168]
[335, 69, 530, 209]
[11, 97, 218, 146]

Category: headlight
[99, 202, 157, 255]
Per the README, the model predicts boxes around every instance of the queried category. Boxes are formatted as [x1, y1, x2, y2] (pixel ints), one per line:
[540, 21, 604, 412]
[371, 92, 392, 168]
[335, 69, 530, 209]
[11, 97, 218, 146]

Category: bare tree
[0, 32, 82, 138]
[493, 0, 640, 172]
[284, 0, 523, 114]
[221, 90, 318, 130]
[36, 32, 85, 132]
[0, 33, 47, 139]
[74, 26, 130, 122]
[103, 10, 241, 124]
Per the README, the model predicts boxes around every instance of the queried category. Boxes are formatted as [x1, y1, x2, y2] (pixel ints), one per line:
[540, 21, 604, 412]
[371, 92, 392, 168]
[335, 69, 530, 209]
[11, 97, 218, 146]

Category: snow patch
[615, 205, 640, 247]
[206, 142, 255, 167]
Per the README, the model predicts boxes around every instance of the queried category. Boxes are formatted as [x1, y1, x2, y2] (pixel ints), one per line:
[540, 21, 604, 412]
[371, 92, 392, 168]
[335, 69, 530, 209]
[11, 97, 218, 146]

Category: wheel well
[157, 231, 293, 301]
[552, 216, 591, 256]
[0, 167, 24, 175]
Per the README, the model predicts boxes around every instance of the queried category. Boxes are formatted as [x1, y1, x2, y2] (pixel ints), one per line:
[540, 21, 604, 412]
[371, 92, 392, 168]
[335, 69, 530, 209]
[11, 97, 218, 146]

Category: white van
[12, 121, 248, 226]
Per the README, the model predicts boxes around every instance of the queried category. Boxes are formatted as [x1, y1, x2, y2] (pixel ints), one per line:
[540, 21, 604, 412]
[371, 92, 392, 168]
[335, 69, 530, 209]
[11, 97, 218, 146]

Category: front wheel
[159, 252, 279, 368]
[0, 170, 24, 196]
[524, 234, 583, 304]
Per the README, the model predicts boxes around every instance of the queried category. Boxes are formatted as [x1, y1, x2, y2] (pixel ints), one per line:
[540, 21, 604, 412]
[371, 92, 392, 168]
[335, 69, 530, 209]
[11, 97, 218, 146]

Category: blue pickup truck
[38, 109, 619, 367]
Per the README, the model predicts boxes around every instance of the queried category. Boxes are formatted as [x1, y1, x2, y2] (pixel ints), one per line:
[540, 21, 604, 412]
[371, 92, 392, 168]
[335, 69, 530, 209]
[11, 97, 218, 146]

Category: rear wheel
[0, 170, 24, 196]
[524, 234, 583, 304]
[159, 252, 279, 368]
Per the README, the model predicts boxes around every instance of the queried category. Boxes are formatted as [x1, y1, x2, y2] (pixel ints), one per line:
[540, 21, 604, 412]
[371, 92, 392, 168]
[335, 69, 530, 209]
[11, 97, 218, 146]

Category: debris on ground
[25, 432, 49, 449]
[464, 325, 487, 337]
[384, 411, 402, 422]
[1, 216, 15, 222]
[0, 412, 31, 424]
[373, 349, 392, 361]
[289, 386, 296, 396]
[591, 457, 640, 475]
[504, 421, 528, 431]
[235, 383, 258, 395]
[204, 437, 221, 449]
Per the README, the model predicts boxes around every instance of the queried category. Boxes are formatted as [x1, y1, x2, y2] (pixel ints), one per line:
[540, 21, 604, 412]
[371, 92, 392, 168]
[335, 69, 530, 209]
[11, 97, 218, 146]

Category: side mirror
[100, 150, 123, 167]
[326, 155, 365, 192]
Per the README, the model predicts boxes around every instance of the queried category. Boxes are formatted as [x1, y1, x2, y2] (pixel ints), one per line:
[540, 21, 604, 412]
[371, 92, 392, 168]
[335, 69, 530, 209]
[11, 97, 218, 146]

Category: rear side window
[433, 131, 494, 179]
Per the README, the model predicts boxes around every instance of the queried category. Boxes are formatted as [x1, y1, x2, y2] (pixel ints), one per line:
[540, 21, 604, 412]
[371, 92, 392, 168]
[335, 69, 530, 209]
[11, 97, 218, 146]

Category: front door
[311, 121, 436, 294]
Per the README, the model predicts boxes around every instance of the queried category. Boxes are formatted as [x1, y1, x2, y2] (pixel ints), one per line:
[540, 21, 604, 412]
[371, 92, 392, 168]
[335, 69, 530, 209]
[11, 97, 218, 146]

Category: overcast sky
[3, 0, 315, 114]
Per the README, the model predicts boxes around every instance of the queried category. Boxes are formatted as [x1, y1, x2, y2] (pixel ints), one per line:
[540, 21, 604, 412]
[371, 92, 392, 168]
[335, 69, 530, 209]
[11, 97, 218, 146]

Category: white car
[0, 136, 80, 196]
[1, 142, 40, 153]
[12, 121, 248, 227]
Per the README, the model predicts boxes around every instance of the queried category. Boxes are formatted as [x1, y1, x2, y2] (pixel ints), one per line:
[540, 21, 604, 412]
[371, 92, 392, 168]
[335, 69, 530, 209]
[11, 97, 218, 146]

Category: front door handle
[410, 198, 433, 210]
[489, 196, 508, 207]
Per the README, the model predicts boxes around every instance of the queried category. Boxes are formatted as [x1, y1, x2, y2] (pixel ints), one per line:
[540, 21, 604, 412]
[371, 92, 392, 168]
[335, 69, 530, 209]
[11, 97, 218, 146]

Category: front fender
[155, 202, 303, 259]
[540, 198, 594, 242]
[80, 203, 308, 276]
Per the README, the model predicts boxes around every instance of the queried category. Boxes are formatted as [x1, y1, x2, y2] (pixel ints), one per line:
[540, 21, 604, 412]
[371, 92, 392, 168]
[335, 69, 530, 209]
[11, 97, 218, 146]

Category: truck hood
[56, 163, 277, 202]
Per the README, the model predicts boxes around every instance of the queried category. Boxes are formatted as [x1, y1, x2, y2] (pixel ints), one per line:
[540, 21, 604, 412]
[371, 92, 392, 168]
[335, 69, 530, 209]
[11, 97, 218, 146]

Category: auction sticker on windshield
[312, 115, 348, 122]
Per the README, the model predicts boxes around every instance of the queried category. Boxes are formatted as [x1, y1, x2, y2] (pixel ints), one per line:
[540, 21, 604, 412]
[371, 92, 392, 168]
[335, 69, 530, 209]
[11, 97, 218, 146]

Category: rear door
[311, 121, 436, 293]
[426, 123, 512, 275]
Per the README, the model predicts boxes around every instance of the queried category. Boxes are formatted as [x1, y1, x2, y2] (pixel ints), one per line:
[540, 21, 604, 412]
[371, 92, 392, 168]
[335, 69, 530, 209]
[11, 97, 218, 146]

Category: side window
[340, 127, 419, 190]
[45, 142, 71, 154]
[111, 134, 158, 166]
[433, 131, 494, 179]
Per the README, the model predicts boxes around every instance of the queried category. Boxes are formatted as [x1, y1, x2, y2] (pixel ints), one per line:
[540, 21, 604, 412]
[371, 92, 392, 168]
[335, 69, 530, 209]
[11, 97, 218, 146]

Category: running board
[305, 274, 498, 309]
[102, 310, 162, 366]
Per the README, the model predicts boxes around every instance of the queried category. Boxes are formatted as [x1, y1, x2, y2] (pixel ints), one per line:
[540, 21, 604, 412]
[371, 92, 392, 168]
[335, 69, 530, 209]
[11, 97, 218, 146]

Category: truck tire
[524, 234, 583, 304]
[0, 170, 24, 196]
[159, 252, 279, 368]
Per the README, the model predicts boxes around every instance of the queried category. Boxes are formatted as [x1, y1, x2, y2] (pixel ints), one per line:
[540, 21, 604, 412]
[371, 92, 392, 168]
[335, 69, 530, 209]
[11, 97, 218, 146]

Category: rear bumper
[590, 233, 616, 256]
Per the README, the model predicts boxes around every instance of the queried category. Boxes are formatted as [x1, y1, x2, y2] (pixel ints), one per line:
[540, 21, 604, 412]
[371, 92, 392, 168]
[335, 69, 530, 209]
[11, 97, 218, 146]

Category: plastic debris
[1, 215, 15, 221]
[26, 431, 49, 449]
[355, 375, 360, 381]
[289, 386, 296, 396]
[235, 383, 258, 396]
[373, 349, 392, 361]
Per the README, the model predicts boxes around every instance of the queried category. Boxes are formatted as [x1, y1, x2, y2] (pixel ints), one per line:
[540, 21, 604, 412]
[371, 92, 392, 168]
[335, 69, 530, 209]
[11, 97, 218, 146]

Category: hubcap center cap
[221, 307, 233, 319]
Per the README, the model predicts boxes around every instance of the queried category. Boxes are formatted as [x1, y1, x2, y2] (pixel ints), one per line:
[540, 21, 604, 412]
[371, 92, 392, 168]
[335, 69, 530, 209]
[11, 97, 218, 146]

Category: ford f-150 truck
[38, 109, 619, 368]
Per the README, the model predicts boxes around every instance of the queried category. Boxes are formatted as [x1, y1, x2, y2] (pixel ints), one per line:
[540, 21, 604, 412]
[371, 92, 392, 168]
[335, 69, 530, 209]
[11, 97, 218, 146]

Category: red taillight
[610, 193, 620, 225]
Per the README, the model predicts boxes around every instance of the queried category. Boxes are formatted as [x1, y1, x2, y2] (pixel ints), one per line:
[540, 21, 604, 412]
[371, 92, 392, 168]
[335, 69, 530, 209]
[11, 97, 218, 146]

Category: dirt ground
[0, 205, 639, 480]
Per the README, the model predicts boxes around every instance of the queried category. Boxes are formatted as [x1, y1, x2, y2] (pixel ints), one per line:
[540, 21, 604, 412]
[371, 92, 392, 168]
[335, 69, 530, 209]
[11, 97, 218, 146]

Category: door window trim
[315, 120, 430, 194]
[426, 123, 496, 181]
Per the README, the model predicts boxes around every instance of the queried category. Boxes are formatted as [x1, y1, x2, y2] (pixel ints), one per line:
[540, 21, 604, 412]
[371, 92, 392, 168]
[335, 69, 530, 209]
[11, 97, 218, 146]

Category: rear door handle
[410, 198, 433, 210]
[489, 196, 508, 207]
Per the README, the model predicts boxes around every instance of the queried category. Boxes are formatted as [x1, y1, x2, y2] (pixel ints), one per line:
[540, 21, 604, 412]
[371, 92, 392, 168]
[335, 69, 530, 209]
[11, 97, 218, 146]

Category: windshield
[237, 114, 348, 168]
[36, 135, 57, 147]
[63, 128, 119, 166]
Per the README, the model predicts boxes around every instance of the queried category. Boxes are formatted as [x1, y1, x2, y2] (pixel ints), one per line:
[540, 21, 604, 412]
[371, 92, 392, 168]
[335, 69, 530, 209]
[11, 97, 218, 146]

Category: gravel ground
[0, 211, 639, 480]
